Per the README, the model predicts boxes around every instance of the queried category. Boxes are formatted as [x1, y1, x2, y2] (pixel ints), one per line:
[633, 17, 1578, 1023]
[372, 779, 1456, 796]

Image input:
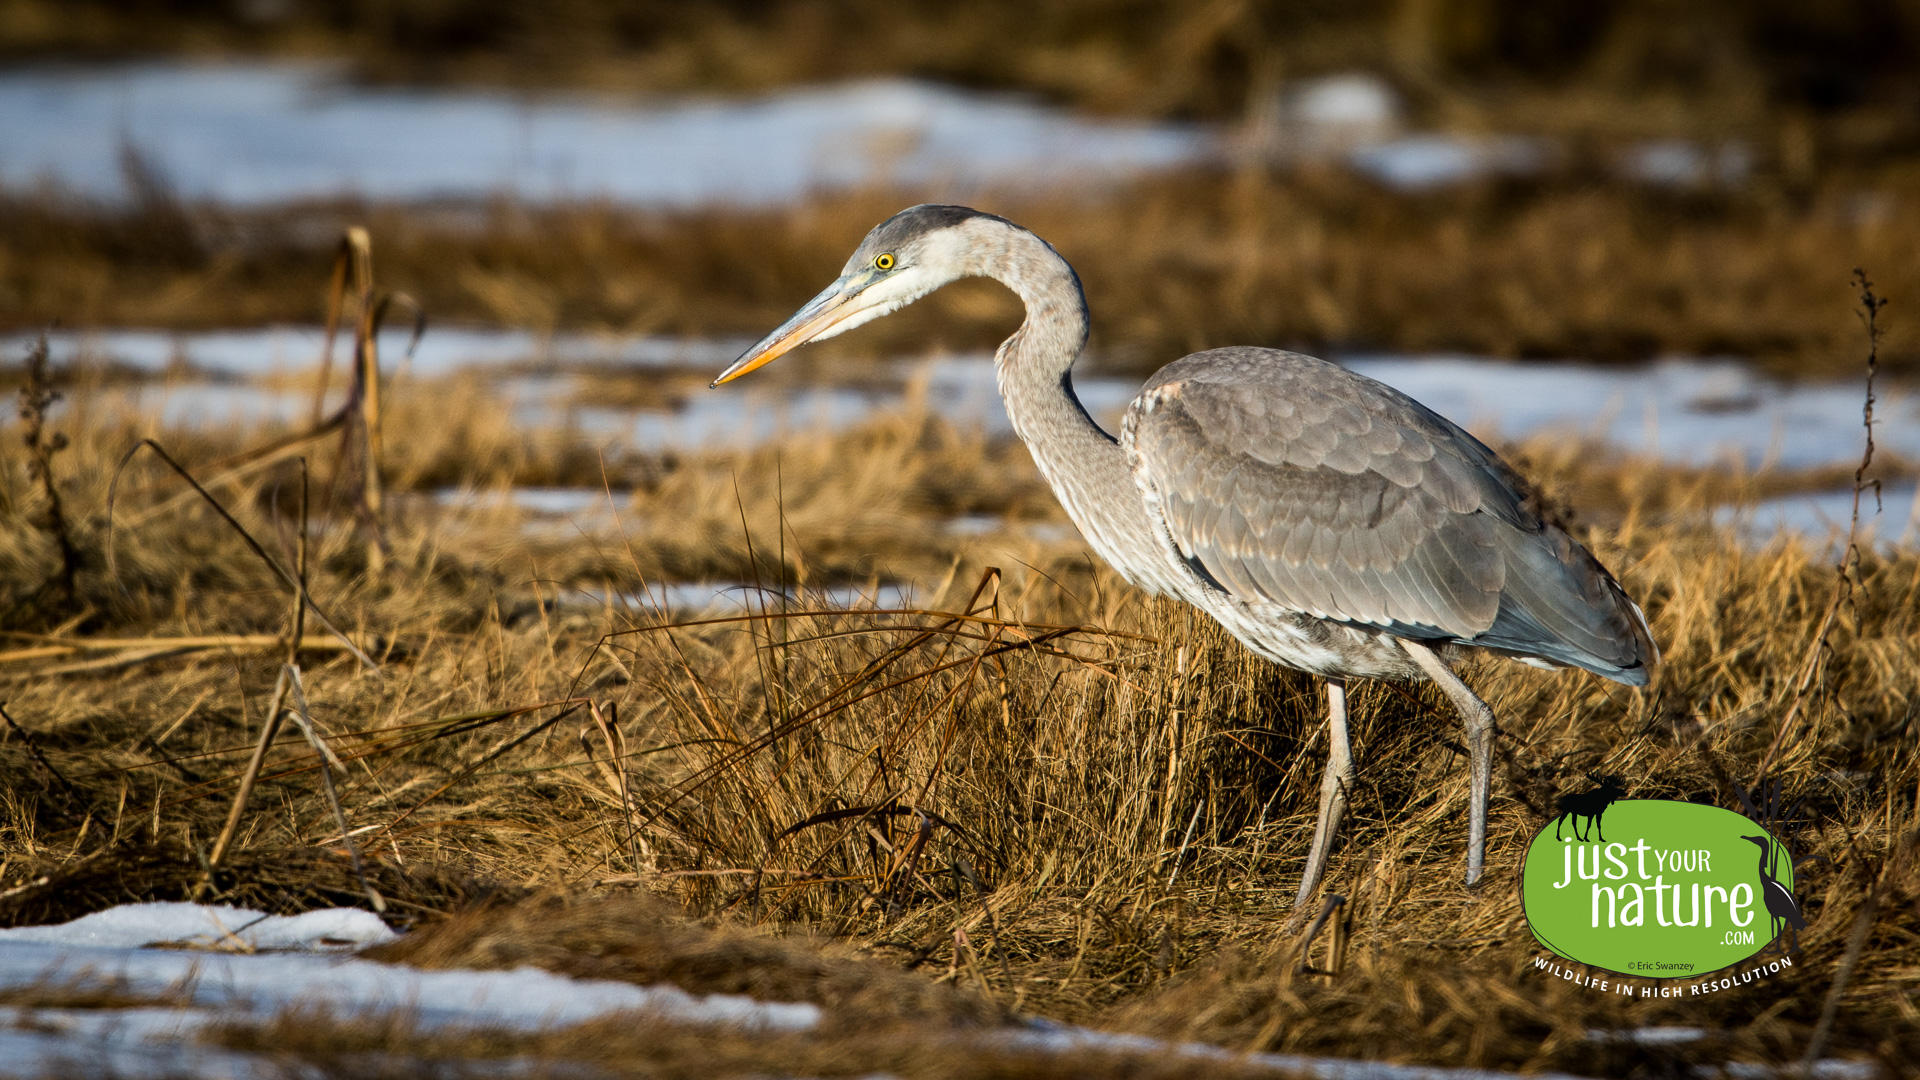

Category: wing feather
[1123, 348, 1658, 683]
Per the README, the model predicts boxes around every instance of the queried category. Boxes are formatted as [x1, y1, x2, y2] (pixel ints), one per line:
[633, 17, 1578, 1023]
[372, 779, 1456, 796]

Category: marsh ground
[0, 347, 1915, 1074]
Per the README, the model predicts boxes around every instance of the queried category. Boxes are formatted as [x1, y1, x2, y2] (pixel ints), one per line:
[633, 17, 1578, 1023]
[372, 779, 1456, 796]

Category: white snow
[0, 62, 1208, 207]
[0, 903, 819, 1077]
[0, 326, 749, 379]
[1014, 1020, 1879, 1080]
[1713, 484, 1920, 557]
[565, 581, 922, 616]
[1340, 355, 1914, 471]
[20, 329, 1902, 474]
[0, 61, 1756, 208]
[1348, 134, 1548, 189]
[1014, 1019, 1597, 1080]
[0, 924, 818, 1031]
[0, 1013, 275, 1080]
[1719, 1063, 1879, 1080]
[1293, 74, 1401, 132]
[0, 901, 395, 951]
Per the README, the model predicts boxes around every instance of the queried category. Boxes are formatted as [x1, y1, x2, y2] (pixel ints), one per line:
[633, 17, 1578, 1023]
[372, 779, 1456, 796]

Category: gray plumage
[712, 203, 1659, 904]
[1125, 349, 1655, 683]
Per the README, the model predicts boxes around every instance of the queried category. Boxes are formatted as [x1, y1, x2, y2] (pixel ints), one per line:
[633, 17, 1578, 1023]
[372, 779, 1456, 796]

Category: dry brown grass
[7, 166, 1920, 376]
[0, 353, 1916, 1075]
[365, 890, 1008, 1028]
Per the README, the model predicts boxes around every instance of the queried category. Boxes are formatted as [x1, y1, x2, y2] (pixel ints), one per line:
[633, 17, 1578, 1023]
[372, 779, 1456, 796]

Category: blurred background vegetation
[7, 0, 1915, 148]
[2, 1, 1917, 371]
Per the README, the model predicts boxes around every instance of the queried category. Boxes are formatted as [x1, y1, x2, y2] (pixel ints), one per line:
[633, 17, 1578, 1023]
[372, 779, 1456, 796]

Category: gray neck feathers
[957, 218, 1175, 596]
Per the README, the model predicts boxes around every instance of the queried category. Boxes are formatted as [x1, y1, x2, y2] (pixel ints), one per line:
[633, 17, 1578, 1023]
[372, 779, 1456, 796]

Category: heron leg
[1400, 640, 1496, 887]
[1293, 678, 1353, 914]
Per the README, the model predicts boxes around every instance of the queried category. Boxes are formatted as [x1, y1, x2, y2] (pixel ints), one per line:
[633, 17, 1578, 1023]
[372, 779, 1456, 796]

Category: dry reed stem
[207, 663, 291, 868]
[1758, 271, 1889, 782]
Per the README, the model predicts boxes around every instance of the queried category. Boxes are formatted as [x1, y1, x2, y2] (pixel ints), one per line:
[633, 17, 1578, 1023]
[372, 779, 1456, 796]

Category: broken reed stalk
[131, 238, 403, 530]
[323, 229, 424, 575]
[590, 701, 647, 876]
[309, 235, 353, 425]
[120, 228, 419, 562]
[350, 229, 388, 573]
[1756, 270, 1886, 781]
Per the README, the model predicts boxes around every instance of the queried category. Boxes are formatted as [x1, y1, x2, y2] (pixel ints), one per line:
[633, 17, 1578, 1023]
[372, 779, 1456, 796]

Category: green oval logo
[1521, 799, 1798, 978]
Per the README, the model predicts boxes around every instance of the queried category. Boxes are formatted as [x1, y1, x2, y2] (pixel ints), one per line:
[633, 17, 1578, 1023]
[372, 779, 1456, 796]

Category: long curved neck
[967, 221, 1174, 596]
[976, 226, 1104, 448]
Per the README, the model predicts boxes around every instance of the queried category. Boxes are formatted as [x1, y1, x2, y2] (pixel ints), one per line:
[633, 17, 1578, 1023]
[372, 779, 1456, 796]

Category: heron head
[1740, 834, 1770, 849]
[711, 204, 996, 386]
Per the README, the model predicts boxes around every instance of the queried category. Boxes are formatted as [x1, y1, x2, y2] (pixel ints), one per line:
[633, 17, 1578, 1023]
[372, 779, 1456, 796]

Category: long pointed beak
[711, 275, 868, 386]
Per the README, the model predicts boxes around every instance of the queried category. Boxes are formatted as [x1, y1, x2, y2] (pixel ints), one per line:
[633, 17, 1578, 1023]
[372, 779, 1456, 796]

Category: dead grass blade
[105, 438, 375, 669]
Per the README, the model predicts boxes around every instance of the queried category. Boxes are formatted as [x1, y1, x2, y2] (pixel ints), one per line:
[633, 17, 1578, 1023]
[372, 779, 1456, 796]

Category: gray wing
[1121, 347, 1656, 684]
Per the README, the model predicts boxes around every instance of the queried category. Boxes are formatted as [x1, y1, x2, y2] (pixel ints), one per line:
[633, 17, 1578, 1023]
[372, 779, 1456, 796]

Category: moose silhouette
[1742, 833, 1807, 955]
[1553, 772, 1627, 843]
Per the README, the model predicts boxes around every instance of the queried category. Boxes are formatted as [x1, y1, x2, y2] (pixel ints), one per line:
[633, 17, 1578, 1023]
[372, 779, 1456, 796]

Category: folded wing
[1121, 348, 1656, 684]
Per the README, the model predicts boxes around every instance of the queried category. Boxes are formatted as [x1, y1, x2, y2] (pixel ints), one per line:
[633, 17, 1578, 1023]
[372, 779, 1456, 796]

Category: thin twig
[1166, 800, 1205, 889]
[106, 439, 376, 670]
[0, 702, 77, 796]
[0, 633, 371, 655]
[283, 665, 385, 914]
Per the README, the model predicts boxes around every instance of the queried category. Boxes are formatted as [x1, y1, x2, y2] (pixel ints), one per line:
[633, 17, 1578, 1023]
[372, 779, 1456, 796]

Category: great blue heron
[712, 204, 1657, 902]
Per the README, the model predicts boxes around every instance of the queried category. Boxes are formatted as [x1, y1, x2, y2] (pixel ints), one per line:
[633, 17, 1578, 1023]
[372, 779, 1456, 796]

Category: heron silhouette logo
[1521, 796, 1805, 981]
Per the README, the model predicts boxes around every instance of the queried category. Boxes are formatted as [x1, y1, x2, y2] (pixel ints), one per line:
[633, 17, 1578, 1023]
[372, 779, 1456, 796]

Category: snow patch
[0, 902, 395, 951]
[0, 902, 818, 1076]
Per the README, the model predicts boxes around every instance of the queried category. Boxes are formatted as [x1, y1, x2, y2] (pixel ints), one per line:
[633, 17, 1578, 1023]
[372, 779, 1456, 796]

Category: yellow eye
[874, 253, 895, 271]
